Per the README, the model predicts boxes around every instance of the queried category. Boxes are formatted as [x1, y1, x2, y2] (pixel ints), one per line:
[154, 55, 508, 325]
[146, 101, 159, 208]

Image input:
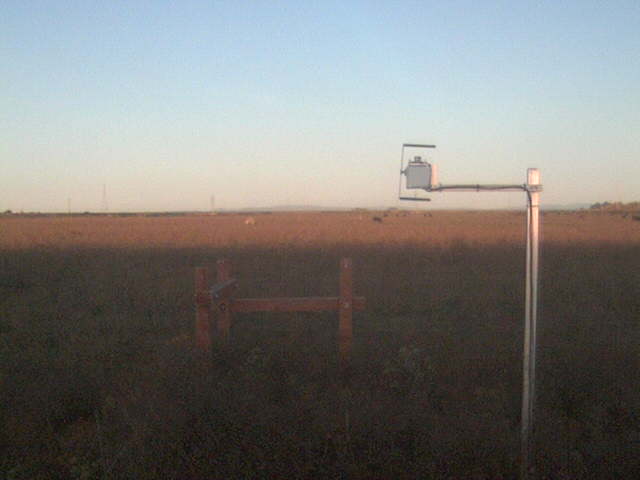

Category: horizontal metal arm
[427, 184, 542, 193]
[399, 196, 431, 202]
[403, 143, 436, 148]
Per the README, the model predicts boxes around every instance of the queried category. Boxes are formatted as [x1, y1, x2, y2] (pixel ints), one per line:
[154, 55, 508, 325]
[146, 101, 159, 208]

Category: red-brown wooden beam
[231, 296, 365, 313]
[197, 258, 365, 362]
[215, 259, 233, 343]
[194, 267, 211, 353]
[339, 258, 354, 365]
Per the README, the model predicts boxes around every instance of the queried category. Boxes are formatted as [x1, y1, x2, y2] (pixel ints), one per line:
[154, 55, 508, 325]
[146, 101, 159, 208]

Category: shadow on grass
[0, 242, 639, 478]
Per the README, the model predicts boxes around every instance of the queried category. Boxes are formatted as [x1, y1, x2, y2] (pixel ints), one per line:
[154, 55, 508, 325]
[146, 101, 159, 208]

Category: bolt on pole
[521, 168, 540, 480]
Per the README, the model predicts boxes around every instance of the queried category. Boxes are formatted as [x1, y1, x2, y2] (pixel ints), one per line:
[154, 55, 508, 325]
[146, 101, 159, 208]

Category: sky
[2, 0, 639, 212]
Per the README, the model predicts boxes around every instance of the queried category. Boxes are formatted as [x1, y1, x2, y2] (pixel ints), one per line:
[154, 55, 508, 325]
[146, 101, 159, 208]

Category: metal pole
[521, 168, 540, 479]
[400, 159, 543, 477]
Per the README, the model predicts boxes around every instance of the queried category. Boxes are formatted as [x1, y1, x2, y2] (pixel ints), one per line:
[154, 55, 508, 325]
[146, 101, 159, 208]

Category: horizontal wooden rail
[232, 296, 365, 313]
[195, 257, 364, 366]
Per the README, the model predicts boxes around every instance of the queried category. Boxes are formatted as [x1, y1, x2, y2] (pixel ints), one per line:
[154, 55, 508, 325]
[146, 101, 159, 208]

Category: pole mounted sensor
[398, 144, 438, 201]
[395, 142, 542, 480]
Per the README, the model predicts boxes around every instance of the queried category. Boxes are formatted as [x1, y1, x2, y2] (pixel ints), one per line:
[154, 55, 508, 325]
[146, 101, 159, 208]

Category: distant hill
[236, 205, 344, 212]
[4, 202, 619, 216]
[542, 203, 591, 211]
[588, 201, 640, 212]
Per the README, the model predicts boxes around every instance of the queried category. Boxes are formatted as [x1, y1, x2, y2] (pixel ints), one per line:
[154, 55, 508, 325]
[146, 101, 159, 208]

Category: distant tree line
[589, 201, 640, 211]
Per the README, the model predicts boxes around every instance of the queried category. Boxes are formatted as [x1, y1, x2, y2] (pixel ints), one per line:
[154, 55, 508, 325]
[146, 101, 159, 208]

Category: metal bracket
[399, 197, 431, 202]
[402, 143, 436, 148]
[210, 278, 238, 300]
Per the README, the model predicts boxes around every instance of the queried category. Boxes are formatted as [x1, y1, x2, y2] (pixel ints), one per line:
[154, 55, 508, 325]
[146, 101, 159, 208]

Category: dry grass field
[1, 210, 639, 479]
[2, 210, 639, 249]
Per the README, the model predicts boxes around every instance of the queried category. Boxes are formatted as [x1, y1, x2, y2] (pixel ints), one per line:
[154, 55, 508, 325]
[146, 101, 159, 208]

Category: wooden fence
[194, 258, 365, 364]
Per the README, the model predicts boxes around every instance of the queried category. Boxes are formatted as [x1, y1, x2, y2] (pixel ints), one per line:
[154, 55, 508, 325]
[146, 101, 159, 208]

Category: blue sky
[2, 0, 639, 211]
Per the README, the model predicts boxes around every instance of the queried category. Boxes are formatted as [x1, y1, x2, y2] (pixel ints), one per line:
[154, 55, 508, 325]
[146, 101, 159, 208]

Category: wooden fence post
[216, 259, 232, 343]
[339, 258, 353, 366]
[196, 258, 362, 358]
[195, 267, 211, 353]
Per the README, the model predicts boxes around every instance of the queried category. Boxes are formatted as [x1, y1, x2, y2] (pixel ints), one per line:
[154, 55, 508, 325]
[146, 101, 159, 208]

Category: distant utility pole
[210, 194, 215, 213]
[67, 197, 71, 215]
[101, 184, 109, 213]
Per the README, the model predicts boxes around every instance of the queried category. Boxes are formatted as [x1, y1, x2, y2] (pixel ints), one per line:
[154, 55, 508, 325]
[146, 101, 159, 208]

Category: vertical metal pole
[521, 168, 540, 479]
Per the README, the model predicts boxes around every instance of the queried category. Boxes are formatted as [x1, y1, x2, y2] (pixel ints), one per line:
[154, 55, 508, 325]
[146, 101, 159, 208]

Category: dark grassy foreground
[1, 242, 639, 479]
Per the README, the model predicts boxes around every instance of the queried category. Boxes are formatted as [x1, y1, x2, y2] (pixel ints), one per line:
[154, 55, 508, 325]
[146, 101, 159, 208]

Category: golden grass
[1, 210, 638, 250]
